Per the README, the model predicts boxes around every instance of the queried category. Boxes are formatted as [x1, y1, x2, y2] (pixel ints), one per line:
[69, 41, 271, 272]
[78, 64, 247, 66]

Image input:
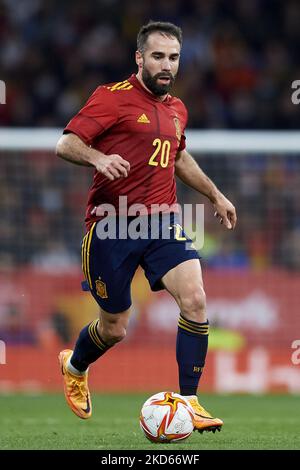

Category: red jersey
[64, 74, 188, 230]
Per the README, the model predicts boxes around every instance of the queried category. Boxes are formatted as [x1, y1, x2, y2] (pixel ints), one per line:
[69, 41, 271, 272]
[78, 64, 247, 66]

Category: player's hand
[213, 193, 237, 230]
[94, 154, 130, 181]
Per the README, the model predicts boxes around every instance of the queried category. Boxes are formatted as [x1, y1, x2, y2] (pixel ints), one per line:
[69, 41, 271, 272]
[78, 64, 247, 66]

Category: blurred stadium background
[1, 0, 300, 398]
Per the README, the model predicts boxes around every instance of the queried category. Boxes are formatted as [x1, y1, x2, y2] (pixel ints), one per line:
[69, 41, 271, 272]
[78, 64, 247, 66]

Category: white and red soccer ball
[139, 391, 195, 443]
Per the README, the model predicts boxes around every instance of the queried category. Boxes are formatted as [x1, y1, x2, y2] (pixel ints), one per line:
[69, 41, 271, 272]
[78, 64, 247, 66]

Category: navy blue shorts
[81, 213, 200, 313]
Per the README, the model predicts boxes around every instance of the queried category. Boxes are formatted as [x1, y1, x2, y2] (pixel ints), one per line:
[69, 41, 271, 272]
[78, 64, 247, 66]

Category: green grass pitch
[0, 393, 299, 450]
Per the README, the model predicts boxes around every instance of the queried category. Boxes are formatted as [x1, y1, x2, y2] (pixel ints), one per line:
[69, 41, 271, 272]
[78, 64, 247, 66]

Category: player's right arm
[56, 133, 130, 181]
[56, 85, 130, 181]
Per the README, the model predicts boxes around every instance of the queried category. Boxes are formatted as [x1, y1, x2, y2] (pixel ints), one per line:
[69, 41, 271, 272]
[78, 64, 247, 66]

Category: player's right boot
[58, 349, 92, 419]
[188, 397, 223, 433]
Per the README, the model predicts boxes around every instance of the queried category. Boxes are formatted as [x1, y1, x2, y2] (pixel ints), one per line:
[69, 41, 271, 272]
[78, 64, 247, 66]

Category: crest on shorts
[173, 117, 181, 141]
[95, 279, 108, 298]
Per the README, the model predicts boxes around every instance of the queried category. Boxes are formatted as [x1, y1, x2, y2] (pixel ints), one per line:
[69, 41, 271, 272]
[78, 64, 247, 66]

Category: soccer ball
[139, 391, 194, 443]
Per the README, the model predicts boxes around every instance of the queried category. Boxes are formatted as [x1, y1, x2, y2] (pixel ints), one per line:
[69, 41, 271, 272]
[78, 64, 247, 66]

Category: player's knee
[103, 325, 127, 346]
[179, 287, 206, 320]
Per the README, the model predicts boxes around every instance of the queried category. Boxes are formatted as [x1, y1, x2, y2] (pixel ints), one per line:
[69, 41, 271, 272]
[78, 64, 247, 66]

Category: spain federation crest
[173, 117, 181, 142]
[95, 279, 108, 298]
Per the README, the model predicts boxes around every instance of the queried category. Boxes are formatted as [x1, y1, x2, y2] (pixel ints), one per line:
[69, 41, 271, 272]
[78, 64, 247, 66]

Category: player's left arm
[175, 149, 237, 230]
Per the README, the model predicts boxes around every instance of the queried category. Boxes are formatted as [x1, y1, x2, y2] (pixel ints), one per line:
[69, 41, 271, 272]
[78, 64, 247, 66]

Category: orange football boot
[188, 397, 223, 433]
[58, 349, 92, 419]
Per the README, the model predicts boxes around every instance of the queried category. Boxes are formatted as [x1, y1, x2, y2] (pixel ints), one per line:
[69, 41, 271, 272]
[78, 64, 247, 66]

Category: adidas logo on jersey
[137, 113, 150, 123]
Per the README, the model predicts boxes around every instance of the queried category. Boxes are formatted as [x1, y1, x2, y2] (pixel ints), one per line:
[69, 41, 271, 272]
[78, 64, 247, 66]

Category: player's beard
[142, 66, 175, 96]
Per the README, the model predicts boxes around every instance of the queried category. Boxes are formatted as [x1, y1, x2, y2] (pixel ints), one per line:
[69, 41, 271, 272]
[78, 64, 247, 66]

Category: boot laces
[189, 398, 213, 418]
[69, 376, 87, 400]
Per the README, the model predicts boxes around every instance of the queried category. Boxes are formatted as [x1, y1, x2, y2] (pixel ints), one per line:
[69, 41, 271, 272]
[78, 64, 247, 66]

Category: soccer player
[56, 21, 236, 433]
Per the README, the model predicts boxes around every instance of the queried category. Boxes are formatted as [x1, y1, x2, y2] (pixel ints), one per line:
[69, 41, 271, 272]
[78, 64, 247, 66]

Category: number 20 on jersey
[148, 138, 171, 168]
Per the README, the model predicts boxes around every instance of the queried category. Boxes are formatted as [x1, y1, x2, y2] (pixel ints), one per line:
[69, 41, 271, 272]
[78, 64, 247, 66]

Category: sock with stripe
[70, 319, 111, 373]
[176, 313, 209, 396]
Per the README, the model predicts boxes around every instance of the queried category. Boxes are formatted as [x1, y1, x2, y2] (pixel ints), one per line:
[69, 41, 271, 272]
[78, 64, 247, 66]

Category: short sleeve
[177, 103, 188, 152]
[178, 133, 186, 151]
[63, 86, 118, 145]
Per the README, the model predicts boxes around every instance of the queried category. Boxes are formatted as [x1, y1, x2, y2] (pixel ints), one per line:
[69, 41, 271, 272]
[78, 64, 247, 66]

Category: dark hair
[137, 21, 182, 53]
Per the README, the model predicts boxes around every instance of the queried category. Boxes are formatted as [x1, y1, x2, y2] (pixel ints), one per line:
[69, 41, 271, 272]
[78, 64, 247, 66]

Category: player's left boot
[188, 397, 223, 433]
[58, 349, 92, 419]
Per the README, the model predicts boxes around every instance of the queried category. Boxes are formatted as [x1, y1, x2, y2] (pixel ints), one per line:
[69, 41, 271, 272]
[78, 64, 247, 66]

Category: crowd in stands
[0, 0, 299, 129]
